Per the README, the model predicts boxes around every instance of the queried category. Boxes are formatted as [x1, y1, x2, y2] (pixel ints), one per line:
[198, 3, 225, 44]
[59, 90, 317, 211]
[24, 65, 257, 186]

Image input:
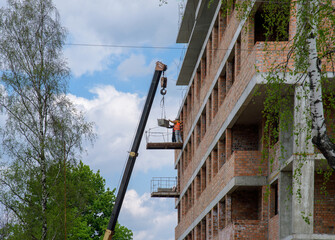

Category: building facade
[171, 0, 335, 239]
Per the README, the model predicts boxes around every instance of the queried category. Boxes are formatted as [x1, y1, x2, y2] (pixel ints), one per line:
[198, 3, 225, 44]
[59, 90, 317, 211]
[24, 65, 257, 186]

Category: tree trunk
[307, 1, 335, 169]
[41, 158, 48, 240]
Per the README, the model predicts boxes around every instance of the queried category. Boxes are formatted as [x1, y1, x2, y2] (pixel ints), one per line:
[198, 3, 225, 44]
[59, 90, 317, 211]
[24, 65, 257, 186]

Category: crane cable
[160, 95, 166, 119]
[160, 72, 167, 120]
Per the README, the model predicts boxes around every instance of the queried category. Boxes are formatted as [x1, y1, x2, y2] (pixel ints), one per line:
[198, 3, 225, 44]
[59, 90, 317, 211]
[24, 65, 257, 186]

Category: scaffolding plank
[151, 191, 180, 198]
[146, 142, 183, 149]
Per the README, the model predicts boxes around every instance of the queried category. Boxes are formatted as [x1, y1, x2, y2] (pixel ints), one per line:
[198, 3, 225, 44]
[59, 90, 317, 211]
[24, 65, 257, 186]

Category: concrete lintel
[279, 171, 293, 239]
[282, 234, 335, 240]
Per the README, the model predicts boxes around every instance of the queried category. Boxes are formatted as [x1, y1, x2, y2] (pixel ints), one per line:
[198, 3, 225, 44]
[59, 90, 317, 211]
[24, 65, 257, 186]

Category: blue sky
[53, 0, 187, 239]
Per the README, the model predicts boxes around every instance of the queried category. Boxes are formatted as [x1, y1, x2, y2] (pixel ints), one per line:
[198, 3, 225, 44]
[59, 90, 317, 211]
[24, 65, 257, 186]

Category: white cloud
[68, 84, 178, 176]
[117, 54, 155, 81]
[68, 85, 141, 173]
[54, 0, 180, 77]
[120, 189, 177, 240]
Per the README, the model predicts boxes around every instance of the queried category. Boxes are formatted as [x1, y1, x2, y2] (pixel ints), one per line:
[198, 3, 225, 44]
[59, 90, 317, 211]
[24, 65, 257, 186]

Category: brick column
[191, 133, 194, 158]
[225, 195, 232, 226]
[235, 37, 241, 76]
[177, 162, 181, 192]
[201, 165, 206, 192]
[226, 60, 234, 93]
[196, 70, 201, 101]
[218, 138, 226, 168]
[201, 112, 206, 139]
[201, 58, 206, 84]
[206, 212, 212, 239]
[212, 148, 218, 177]
[207, 155, 212, 184]
[218, 9, 226, 43]
[218, 200, 225, 229]
[218, 74, 226, 105]
[201, 219, 206, 240]
[261, 186, 269, 220]
[212, 88, 218, 119]
[226, 128, 232, 160]
[191, 181, 194, 208]
[182, 106, 187, 127]
[206, 39, 212, 75]
[195, 224, 201, 240]
[187, 92, 191, 124]
[184, 146, 188, 169]
[187, 142, 191, 166]
[212, 25, 218, 59]
[212, 206, 218, 237]
[196, 122, 201, 147]
[206, 98, 212, 127]
[196, 173, 201, 199]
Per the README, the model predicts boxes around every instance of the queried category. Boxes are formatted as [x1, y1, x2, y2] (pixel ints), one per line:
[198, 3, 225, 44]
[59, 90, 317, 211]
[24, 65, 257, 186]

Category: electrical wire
[65, 42, 292, 52]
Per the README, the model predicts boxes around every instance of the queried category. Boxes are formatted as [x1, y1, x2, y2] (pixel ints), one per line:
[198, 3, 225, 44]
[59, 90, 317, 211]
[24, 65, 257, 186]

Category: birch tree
[305, 0, 335, 169]
[0, 0, 95, 239]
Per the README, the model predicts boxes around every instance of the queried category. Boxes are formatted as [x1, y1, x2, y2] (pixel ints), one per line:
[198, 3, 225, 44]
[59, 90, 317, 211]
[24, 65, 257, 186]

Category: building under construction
[150, 0, 335, 239]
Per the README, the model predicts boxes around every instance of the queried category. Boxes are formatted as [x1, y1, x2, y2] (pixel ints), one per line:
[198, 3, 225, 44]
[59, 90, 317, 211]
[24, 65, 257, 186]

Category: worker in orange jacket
[169, 119, 182, 143]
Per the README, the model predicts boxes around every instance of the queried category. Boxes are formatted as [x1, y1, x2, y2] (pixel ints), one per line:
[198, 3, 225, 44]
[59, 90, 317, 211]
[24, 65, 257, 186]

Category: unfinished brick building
[150, 0, 335, 239]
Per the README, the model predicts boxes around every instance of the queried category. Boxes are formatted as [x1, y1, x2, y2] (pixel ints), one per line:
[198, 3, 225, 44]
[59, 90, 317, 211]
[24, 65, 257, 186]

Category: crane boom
[103, 61, 167, 240]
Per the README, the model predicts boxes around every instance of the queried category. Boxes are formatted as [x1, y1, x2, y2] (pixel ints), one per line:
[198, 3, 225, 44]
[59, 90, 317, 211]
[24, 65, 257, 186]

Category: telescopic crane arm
[103, 61, 167, 240]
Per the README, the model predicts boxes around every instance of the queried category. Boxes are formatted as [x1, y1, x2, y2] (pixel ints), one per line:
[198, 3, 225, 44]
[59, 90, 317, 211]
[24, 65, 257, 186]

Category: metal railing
[151, 177, 178, 193]
[145, 128, 173, 143]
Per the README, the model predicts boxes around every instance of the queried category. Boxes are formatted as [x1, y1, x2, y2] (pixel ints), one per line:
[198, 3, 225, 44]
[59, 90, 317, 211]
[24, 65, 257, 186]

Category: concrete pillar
[279, 171, 292, 239]
[279, 96, 294, 163]
[292, 85, 314, 235]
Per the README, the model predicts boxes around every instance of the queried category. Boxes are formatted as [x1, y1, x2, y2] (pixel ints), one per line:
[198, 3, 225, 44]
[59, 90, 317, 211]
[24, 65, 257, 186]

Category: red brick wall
[269, 215, 279, 240]
[232, 125, 259, 152]
[232, 189, 260, 220]
[314, 171, 335, 234]
[233, 220, 267, 239]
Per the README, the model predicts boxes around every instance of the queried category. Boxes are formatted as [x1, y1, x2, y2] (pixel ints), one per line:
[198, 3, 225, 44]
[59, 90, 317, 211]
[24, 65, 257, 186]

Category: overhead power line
[65, 43, 292, 52]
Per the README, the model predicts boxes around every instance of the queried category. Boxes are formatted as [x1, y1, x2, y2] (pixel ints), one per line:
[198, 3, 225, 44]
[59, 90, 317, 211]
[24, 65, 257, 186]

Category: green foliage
[0, 0, 97, 239]
[66, 162, 132, 240]
[0, 162, 133, 240]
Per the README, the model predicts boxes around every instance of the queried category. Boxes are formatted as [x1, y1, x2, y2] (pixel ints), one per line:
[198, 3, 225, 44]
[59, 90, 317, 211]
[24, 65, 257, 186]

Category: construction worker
[169, 119, 182, 143]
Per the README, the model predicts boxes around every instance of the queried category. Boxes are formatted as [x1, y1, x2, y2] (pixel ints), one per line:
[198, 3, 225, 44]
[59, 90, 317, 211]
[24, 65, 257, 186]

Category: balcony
[145, 129, 183, 149]
[151, 177, 179, 198]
